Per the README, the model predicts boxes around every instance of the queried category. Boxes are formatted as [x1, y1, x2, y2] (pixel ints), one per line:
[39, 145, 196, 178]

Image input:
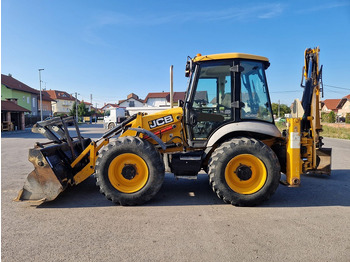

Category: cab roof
[193, 53, 269, 62]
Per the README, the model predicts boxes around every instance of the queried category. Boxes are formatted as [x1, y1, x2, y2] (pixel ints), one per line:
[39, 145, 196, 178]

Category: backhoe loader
[16, 47, 331, 206]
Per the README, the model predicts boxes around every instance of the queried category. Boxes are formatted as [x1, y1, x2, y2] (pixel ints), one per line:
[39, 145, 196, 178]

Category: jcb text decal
[148, 115, 174, 129]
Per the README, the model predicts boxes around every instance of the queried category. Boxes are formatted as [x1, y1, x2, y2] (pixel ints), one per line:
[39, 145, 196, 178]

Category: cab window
[191, 62, 232, 139]
[240, 61, 273, 122]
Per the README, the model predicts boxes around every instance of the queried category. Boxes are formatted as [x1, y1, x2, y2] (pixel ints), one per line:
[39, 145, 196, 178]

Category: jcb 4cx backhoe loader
[16, 47, 331, 206]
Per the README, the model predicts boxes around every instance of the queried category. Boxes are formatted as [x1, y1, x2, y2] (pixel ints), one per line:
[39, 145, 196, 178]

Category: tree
[70, 101, 89, 117]
[69, 101, 77, 117]
[78, 102, 89, 117]
[271, 103, 291, 117]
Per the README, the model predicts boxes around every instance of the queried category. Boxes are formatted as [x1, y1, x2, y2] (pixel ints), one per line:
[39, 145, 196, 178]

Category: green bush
[321, 111, 337, 123]
[328, 111, 336, 123]
[346, 113, 350, 124]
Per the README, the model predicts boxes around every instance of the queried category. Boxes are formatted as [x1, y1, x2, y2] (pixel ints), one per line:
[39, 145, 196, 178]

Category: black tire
[95, 136, 165, 205]
[208, 137, 280, 206]
[108, 122, 116, 129]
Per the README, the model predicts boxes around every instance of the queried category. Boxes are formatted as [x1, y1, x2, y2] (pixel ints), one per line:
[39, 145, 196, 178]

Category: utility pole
[38, 69, 44, 121]
[170, 65, 173, 108]
[75, 92, 78, 121]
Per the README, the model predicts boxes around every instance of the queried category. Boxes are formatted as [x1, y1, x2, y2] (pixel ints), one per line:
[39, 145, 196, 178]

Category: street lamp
[38, 69, 44, 121]
[71, 92, 80, 122]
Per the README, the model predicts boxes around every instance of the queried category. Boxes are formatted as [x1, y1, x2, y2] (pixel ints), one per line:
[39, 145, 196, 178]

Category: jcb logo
[148, 115, 174, 129]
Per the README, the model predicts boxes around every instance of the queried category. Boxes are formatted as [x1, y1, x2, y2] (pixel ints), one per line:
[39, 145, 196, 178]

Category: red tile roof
[144, 92, 170, 102]
[1, 74, 39, 95]
[41, 91, 55, 102]
[44, 90, 76, 101]
[118, 97, 144, 105]
[100, 103, 119, 110]
[173, 92, 186, 102]
[322, 99, 341, 110]
[337, 94, 350, 109]
[1, 100, 30, 112]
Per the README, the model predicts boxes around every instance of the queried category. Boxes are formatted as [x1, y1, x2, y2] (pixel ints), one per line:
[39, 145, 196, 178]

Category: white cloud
[83, 3, 285, 45]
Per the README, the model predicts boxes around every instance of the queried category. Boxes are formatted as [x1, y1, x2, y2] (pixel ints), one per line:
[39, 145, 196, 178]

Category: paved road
[2, 125, 350, 261]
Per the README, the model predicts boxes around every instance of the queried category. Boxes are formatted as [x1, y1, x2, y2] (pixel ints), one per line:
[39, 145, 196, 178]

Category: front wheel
[108, 122, 116, 129]
[95, 136, 165, 205]
[208, 137, 280, 206]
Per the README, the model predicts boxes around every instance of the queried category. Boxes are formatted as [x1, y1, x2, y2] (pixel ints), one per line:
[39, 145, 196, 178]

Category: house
[337, 94, 350, 117]
[1, 74, 39, 116]
[100, 103, 119, 113]
[44, 90, 77, 115]
[144, 92, 186, 107]
[144, 92, 170, 107]
[40, 91, 55, 117]
[81, 100, 93, 112]
[321, 99, 341, 114]
[173, 92, 186, 105]
[118, 93, 144, 107]
[1, 100, 30, 131]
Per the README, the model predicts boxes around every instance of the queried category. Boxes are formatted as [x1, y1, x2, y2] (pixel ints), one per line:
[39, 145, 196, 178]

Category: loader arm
[286, 47, 331, 186]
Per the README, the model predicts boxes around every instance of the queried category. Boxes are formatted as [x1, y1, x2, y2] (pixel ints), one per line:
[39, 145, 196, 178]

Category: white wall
[146, 98, 169, 107]
[119, 98, 144, 108]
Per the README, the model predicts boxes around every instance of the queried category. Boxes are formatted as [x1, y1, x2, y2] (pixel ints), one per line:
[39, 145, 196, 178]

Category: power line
[324, 84, 350, 90]
[270, 90, 300, 93]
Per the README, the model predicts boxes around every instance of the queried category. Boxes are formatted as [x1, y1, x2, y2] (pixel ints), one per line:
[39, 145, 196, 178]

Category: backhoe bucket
[315, 147, 332, 175]
[15, 116, 91, 203]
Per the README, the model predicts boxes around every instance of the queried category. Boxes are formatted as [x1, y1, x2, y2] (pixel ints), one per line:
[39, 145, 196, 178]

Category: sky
[1, 0, 350, 107]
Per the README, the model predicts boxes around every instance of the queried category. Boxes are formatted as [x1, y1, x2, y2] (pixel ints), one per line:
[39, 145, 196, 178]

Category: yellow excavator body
[16, 48, 331, 206]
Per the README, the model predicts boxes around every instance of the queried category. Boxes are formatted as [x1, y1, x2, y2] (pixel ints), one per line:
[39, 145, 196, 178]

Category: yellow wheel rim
[108, 153, 149, 193]
[225, 154, 267, 195]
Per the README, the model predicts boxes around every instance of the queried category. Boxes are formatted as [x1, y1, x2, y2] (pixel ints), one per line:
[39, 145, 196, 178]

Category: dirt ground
[322, 122, 350, 129]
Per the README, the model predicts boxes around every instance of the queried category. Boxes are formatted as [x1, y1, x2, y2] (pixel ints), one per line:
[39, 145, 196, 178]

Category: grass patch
[320, 125, 350, 140]
[275, 121, 287, 132]
[274, 121, 350, 140]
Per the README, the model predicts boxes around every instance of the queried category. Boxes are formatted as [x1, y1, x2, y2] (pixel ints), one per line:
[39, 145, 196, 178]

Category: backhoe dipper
[16, 47, 331, 206]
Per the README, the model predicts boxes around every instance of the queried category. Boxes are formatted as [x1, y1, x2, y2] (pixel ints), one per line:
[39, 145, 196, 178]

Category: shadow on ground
[37, 169, 350, 209]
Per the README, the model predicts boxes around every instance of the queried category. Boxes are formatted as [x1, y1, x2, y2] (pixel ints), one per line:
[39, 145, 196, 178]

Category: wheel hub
[121, 164, 137, 180]
[235, 164, 252, 181]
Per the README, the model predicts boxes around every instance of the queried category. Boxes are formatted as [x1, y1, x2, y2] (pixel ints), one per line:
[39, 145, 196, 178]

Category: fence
[25, 115, 41, 127]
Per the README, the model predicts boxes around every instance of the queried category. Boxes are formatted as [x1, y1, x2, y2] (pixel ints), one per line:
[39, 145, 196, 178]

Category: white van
[103, 107, 127, 129]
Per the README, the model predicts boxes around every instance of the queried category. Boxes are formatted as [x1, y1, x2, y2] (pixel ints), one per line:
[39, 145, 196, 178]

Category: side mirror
[178, 99, 184, 107]
[185, 56, 192, 77]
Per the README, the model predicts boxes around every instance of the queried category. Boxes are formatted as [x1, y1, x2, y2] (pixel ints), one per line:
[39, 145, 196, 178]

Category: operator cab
[184, 53, 273, 147]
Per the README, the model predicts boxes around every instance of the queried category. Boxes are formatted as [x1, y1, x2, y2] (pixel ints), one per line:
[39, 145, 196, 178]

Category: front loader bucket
[15, 139, 91, 202]
[15, 116, 91, 203]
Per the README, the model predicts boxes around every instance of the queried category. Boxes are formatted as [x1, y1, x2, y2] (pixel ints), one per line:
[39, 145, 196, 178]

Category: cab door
[185, 61, 233, 147]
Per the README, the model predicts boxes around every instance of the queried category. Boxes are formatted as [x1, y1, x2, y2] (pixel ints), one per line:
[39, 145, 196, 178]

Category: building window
[32, 97, 36, 108]
[129, 101, 135, 107]
[27, 97, 30, 104]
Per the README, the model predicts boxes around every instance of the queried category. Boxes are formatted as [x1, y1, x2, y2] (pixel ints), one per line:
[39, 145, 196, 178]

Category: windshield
[240, 61, 273, 122]
[104, 110, 110, 117]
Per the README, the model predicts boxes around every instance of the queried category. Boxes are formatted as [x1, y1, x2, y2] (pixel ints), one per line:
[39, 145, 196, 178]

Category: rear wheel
[208, 137, 280, 206]
[95, 136, 165, 205]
